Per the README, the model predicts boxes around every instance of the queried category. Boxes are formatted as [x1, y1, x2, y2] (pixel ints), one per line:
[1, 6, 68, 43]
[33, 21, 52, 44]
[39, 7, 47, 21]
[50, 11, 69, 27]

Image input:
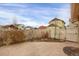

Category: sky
[0, 3, 70, 27]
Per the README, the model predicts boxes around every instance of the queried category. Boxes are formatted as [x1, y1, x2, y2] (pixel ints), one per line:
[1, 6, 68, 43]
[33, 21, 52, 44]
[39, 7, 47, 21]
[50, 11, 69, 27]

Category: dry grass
[1, 30, 25, 45]
[0, 42, 78, 56]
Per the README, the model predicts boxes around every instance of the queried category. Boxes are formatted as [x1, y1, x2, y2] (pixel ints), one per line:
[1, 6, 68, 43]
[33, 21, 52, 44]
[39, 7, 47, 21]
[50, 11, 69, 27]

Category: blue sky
[0, 3, 70, 27]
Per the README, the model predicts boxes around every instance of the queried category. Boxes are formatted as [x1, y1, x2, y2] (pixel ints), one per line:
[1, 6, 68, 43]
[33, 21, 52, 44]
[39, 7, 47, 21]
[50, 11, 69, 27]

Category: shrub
[2, 30, 25, 45]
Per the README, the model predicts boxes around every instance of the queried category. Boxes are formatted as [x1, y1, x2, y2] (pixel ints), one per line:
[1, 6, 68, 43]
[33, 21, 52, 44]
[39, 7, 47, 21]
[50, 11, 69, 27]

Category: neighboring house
[38, 26, 47, 29]
[48, 18, 65, 28]
[2, 25, 18, 29]
[15, 24, 26, 30]
[25, 26, 34, 30]
[47, 18, 66, 40]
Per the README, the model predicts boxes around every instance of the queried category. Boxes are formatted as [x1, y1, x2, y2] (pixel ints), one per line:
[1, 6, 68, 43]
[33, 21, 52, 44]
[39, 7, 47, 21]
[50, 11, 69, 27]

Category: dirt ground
[0, 41, 79, 56]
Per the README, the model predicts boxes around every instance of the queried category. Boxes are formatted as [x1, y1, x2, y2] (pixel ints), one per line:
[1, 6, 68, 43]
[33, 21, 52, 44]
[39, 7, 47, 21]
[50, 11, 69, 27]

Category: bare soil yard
[0, 42, 79, 56]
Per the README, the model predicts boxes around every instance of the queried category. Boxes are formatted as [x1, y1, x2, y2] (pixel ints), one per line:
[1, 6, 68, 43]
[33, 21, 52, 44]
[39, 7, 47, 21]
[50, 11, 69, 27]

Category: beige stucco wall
[24, 27, 66, 41]
[66, 26, 78, 42]
[49, 20, 65, 28]
[46, 27, 66, 40]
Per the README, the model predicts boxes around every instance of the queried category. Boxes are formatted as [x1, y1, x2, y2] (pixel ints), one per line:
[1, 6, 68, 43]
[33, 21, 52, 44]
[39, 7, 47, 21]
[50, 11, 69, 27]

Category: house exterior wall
[49, 20, 65, 28]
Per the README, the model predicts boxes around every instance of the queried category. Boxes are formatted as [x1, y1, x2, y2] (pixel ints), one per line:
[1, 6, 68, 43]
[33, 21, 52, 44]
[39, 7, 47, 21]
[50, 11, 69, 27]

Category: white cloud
[28, 7, 70, 25]
[0, 4, 70, 27]
[0, 3, 27, 8]
[0, 9, 40, 27]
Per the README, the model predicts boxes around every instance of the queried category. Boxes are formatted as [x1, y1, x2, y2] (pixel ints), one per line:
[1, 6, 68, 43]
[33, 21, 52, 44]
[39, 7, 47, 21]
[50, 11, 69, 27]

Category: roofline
[49, 18, 65, 24]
